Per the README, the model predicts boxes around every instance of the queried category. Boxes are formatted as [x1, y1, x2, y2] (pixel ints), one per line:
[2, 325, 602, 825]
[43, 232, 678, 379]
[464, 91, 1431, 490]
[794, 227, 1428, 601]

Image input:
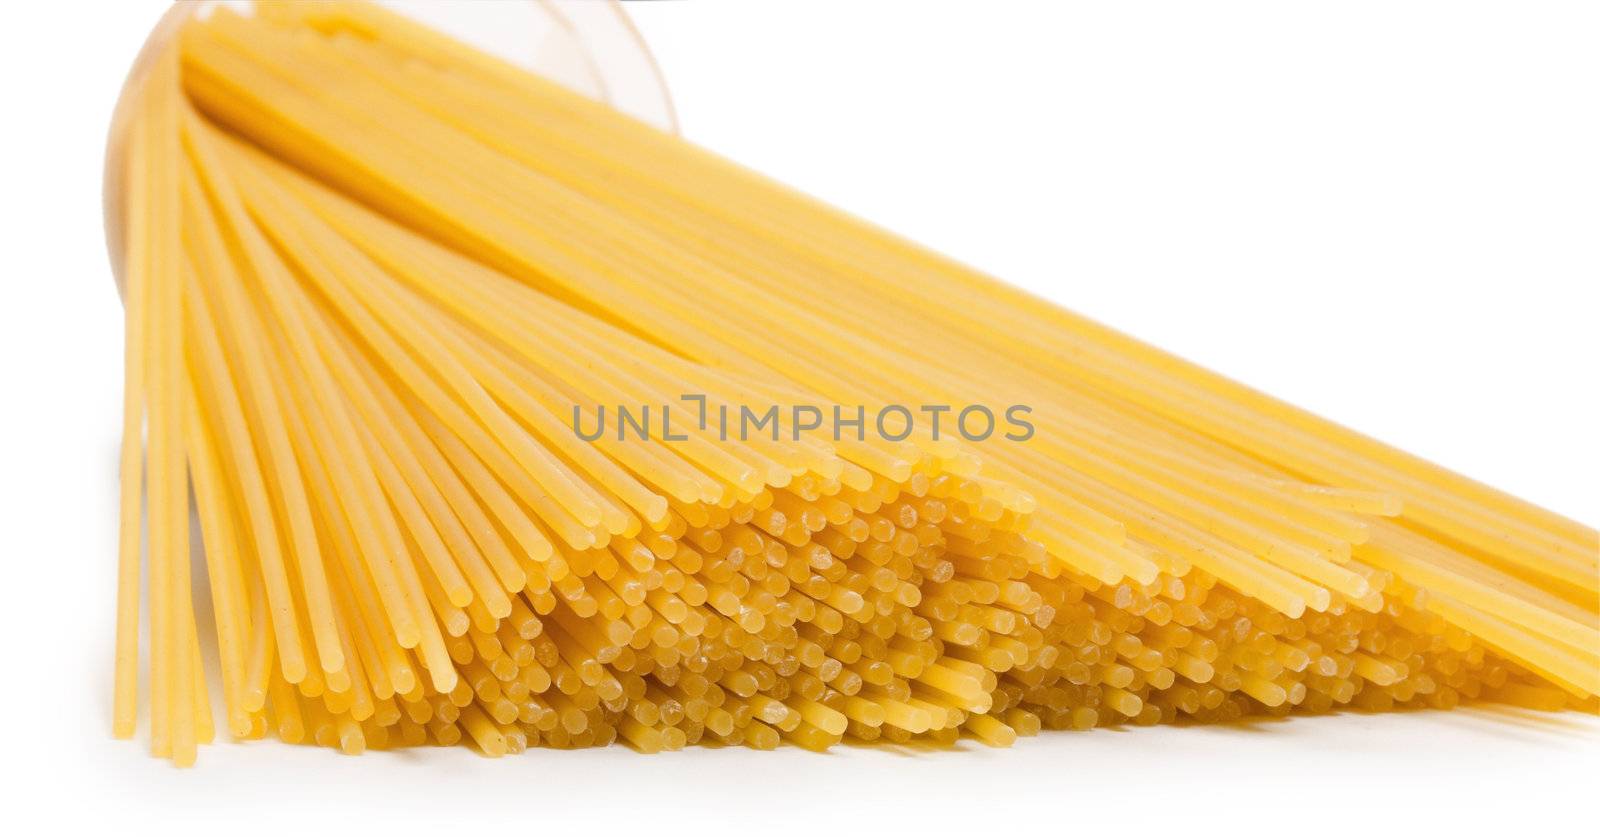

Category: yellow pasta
[108, 2, 1596, 766]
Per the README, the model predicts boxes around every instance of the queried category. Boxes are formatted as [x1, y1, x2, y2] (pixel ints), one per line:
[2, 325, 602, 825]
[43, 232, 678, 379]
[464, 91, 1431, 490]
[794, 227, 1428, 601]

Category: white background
[1, 0, 1595, 833]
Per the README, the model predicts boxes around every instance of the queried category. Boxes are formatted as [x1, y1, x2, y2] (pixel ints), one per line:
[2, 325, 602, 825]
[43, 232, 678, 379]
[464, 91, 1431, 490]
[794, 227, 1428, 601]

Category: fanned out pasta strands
[108, 2, 1597, 765]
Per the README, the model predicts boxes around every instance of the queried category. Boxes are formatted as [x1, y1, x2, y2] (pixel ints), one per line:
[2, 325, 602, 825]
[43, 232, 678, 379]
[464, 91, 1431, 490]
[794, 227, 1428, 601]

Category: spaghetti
[109, 1, 1597, 765]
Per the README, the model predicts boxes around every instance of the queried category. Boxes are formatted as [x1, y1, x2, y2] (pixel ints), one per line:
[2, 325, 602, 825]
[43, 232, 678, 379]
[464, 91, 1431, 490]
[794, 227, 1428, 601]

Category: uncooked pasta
[108, 1, 1597, 766]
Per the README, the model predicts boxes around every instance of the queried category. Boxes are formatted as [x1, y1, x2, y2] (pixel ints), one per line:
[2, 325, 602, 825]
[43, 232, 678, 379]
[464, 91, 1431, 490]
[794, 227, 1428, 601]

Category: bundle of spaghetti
[111, 2, 1597, 765]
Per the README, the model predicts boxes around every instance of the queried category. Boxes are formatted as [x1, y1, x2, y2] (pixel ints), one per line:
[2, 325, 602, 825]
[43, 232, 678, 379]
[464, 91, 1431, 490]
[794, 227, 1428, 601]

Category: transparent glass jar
[104, 0, 676, 293]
